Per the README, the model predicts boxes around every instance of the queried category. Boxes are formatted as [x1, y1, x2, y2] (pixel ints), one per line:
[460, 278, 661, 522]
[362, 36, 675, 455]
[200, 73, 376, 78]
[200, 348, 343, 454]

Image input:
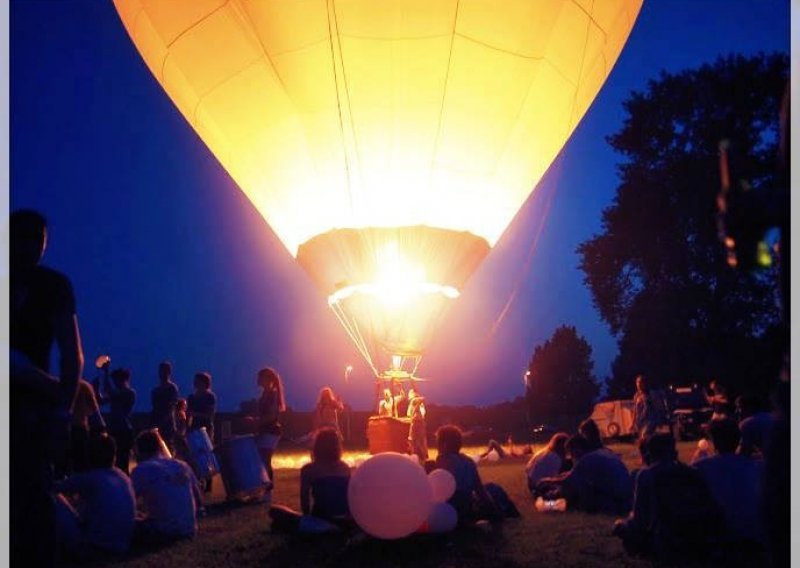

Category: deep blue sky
[10, 1, 790, 411]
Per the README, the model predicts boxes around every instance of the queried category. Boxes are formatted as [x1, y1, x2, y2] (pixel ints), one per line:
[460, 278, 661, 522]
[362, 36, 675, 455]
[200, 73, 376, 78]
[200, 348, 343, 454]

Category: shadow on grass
[263, 521, 526, 568]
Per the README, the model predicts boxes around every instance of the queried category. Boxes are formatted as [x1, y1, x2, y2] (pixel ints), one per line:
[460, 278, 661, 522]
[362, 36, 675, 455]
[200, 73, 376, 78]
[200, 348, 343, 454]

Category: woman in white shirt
[526, 432, 568, 494]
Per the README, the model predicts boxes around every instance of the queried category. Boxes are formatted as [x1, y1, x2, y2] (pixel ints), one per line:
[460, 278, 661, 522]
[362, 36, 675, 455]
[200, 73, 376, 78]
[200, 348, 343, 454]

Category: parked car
[667, 384, 713, 441]
[588, 400, 635, 439]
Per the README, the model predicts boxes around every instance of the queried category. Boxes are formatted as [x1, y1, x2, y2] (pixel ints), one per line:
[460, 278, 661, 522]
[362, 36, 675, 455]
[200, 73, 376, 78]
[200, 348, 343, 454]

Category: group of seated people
[61, 407, 770, 561]
[269, 423, 520, 534]
[54, 429, 204, 560]
[525, 413, 770, 564]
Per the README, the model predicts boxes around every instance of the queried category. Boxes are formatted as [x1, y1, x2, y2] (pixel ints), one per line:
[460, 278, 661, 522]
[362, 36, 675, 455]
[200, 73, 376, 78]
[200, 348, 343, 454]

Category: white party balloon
[487, 449, 500, 462]
[428, 469, 456, 504]
[427, 502, 458, 533]
[348, 452, 432, 539]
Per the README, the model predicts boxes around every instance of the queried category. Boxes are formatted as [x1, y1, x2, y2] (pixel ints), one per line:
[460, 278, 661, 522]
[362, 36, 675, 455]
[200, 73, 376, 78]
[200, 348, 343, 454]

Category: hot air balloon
[113, 0, 642, 381]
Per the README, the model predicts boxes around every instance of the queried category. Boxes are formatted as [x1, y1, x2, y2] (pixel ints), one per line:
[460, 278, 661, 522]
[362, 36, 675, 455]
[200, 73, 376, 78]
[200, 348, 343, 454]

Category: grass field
[81, 442, 700, 568]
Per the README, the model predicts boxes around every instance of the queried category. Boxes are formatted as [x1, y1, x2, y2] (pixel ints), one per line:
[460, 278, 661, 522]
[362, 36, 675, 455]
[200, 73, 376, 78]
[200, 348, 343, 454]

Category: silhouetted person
[613, 433, 722, 562]
[10, 209, 84, 567]
[54, 434, 136, 558]
[693, 417, 766, 561]
[152, 361, 180, 452]
[631, 374, 658, 437]
[434, 425, 503, 524]
[578, 418, 604, 451]
[705, 379, 733, 420]
[526, 432, 569, 493]
[66, 378, 106, 475]
[735, 394, 775, 457]
[256, 367, 286, 484]
[99, 368, 137, 474]
[314, 386, 344, 434]
[188, 371, 217, 492]
[269, 427, 352, 533]
[131, 429, 203, 544]
[407, 387, 429, 462]
[538, 435, 631, 515]
[188, 372, 217, 442]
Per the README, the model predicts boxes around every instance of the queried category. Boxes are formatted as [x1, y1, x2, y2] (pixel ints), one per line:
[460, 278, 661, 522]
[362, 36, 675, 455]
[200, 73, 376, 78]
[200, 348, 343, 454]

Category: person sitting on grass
[131, 429, 203, 544]
[434, 425, 519, 524]
[578, 419, 604, 451]
[269, 427, 352, 533]
[735, 394, 775, 458]
[693, 417, 767, 559]
[536, 435, 632, 515]
[613, 433, 723, 563]
[54, 433, 136, 559]
[525, 432, 569, 494]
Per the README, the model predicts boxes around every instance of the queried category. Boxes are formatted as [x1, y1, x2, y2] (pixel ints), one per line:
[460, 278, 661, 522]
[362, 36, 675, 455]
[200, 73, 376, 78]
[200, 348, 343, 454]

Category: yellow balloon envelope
[113, 0, 642, 377]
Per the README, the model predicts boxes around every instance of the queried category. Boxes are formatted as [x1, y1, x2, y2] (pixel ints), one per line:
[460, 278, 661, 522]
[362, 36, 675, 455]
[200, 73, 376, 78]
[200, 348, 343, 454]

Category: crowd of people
[10, 207, 788, 567]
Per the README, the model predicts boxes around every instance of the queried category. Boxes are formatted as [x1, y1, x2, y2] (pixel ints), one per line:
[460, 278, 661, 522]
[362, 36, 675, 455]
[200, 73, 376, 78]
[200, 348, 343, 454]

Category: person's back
[57, 465, 136, 554]
[561, 447, 631, 515]
[300, 460, 351, 520]
[693, 454, 764, 543]
[694, 417, 766, 548]
[152, 362, 179, 442]
[738, 411, 774, 457]
[614, 433, 722, 562]
[132, 456, 198, 538]
[131, 429, 199, 540]
[54, 434, 135, 557]
[10, 210, 84, 567]
[650, 460, 723, 559]
[526, 448, 562, 489]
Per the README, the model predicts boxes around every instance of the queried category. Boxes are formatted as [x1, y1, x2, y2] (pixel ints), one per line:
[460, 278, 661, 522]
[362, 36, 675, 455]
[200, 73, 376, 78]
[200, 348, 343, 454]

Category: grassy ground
[80, 442, 700, 568]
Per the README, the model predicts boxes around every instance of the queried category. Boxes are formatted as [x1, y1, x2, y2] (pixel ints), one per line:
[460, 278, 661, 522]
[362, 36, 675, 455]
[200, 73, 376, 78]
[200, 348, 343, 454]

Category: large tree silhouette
[525, 325, 599, 422]
[578, 54, 787, 398]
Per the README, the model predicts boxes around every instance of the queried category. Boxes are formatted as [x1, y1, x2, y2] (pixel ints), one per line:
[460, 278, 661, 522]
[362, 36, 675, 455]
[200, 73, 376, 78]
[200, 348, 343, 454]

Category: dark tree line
[577, 53, 788, 398]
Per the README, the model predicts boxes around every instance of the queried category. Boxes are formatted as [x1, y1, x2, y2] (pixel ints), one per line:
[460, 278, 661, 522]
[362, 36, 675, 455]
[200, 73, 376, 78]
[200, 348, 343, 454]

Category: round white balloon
[427, 502, 458, 533]
[428, 469, 456, 503]
[347, 452, 433, 539]
[487, 449, 500, 462]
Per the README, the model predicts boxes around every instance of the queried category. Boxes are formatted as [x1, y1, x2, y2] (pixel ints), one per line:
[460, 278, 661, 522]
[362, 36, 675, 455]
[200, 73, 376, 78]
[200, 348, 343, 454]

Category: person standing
[631, 374, 658, 438]
[66, 378, 106, 475]
[152, 361, 180, 453]
[187, 371, 217, 492]
[314, 386, 344, 434]
[407, 387, 429, 462]
[705, 379, 734, 420]
[10, 209, 84, 567]
[100, 368, 137, 474]
[255, 367, 286, 484]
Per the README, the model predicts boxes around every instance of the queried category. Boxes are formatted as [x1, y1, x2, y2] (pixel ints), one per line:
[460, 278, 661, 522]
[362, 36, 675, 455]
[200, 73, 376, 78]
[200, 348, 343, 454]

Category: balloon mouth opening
[328, 281, 460, 308]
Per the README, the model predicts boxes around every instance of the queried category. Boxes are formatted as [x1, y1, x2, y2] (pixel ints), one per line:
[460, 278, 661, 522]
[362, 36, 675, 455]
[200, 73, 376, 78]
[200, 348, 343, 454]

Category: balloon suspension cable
[329, 300, 380, 378]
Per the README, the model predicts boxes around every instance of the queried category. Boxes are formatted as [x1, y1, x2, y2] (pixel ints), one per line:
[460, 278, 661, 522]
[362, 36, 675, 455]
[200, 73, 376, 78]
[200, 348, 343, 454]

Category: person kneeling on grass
[131, 429, 203, 544]
[434, 425, 519, 524]
[269, 427, 353, 533]
[54, 433, 136, 559]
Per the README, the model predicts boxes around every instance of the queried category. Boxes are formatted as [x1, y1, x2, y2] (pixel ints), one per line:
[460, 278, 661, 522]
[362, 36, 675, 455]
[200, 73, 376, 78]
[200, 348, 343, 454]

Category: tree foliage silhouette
[578, 53, 787, 397]
[525, 325, 599, 422]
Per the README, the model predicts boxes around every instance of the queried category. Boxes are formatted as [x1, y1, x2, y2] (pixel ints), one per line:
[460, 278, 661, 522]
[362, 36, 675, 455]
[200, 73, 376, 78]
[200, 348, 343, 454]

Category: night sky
[10, 1, 790, 411]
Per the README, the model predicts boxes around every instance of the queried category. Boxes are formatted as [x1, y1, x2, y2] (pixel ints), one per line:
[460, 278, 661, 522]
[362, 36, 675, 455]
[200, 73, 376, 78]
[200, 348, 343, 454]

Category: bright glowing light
[114, 0, 643, 377]
[327, 242, 461, 309]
